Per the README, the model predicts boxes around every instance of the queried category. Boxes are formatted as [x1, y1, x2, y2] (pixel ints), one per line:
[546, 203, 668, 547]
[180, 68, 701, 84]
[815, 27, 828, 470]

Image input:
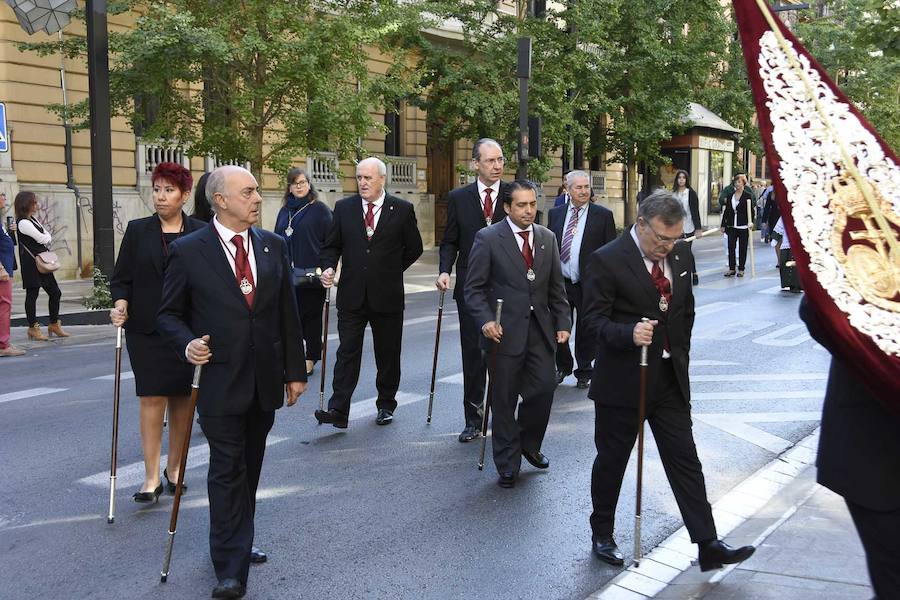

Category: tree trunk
[624, 151, 638, 227]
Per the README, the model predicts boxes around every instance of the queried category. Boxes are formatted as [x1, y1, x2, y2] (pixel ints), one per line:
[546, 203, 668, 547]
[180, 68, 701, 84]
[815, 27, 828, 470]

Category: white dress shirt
[560, 201, 588, 283]
[361, 190, 387, 230]
[674, 189, 695, 234]
[630, 225, 673, 358]
[731, 193, 748, 229]
[506, 217, 534, 254]
[213, 216, 258, 285]
[477, 179, 501, 217]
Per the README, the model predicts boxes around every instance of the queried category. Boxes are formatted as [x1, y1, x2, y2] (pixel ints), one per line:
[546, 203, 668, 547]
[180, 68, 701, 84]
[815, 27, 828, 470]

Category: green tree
[794, 0, 900, 150]
[21, 1, 425, 181]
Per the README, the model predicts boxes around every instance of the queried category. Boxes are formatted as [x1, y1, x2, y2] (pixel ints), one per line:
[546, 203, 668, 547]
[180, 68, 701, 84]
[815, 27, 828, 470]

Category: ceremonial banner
[732, 0, 900, 408]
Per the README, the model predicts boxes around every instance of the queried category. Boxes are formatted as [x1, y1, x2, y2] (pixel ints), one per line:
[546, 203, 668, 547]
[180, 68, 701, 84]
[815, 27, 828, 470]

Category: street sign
[0, 103, 7, 153]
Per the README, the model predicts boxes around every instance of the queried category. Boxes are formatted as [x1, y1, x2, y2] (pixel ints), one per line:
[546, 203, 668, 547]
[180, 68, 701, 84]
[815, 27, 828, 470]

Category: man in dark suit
[582, 190, 754, 570]
[157, 166, 308, 599]
[548, 170, 616, 388]
[436, 138, 509, 442]
[465, 180, 570, 488]
[316, 157, 423, 428]
[800, 297, 900, 599]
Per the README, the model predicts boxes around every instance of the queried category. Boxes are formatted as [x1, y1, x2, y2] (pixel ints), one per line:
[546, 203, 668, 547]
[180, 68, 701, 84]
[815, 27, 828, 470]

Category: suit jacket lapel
[199, 224, 246, 306]
[667, 246, 687, 306]
[249, 227, 273, 311]
[532, 227, 546, 277]
[370, 195, 396, 243]
[148, 215, 164, 276]
[622, 232, 661, 308]
[498, 223, 527, 276]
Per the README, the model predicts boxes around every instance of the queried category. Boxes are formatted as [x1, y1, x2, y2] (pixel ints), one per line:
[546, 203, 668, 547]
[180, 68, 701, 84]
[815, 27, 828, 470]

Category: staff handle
[426, 289, 446, 424]
[478, 299, 503, 471]
[107, 326, 124, 524]
[747, 198, 756, 278]
[634, 318, 650, 566]
[319, 286, 331, 414]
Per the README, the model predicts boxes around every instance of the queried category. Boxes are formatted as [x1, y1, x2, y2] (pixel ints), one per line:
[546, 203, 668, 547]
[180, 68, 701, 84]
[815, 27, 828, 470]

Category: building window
[573, 140, 584, 169]
[754, 153, 765, 179]
[384, 101, 402, 157]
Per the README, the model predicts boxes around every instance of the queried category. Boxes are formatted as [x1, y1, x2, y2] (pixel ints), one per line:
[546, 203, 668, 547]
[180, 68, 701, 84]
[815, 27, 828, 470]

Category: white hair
[205, 165, 253, 211]
[565, 170, 590, 187]
[357, 157, 387, 176]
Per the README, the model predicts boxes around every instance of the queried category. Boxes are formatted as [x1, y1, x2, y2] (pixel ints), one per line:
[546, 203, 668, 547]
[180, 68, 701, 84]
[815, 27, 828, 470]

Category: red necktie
[483, 188, 493, 222]
[365, 202, 375, 240]
[231, 234, 255, 308]
[651, 260, 671, 351]
[518, 231, 533, 269]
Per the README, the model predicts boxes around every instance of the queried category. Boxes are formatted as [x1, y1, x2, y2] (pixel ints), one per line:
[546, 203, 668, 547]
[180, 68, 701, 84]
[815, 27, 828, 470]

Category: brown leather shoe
[27, 324, 49, 341]
[47, 321, 70, 337]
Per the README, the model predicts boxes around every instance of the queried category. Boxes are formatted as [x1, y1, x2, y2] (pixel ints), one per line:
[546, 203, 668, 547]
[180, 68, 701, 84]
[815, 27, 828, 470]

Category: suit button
[366, 249, 370, 254]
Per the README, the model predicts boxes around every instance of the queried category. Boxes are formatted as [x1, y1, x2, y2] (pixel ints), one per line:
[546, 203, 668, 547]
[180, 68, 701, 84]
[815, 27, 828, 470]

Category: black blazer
[319, 193, 423, 313]
[439, 181, 509, 301]
[720, 190, 754, 228]
[799, 298, 900, 511]
[464, 222, 570, 355]
[156, 224, 306, 417]
[110, 214, 205, 334]
[582, 231, 694, 407]
[547, 202, 617, 280]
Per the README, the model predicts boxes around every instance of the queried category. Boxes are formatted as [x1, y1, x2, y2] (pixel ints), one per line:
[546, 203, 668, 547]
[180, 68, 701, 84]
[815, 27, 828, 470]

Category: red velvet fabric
[732, 0, 900, 410]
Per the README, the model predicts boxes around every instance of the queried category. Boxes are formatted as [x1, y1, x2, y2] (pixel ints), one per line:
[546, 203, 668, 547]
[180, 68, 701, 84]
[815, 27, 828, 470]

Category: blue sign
[0, 103, 7, 153]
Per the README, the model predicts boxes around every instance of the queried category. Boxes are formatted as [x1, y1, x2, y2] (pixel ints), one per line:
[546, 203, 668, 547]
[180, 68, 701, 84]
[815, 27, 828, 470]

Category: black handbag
[292, 266, 322, 288]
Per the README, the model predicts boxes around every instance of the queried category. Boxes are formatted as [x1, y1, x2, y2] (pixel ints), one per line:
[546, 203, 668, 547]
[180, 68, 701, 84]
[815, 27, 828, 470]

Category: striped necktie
[559, 205, 581, 263]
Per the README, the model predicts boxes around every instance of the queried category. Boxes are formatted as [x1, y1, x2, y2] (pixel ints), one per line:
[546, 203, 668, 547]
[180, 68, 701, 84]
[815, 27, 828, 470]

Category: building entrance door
[427, 123, 455, 245]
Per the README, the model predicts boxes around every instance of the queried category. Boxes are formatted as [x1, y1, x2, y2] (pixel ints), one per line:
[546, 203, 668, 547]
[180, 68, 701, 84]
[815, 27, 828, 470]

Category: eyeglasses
[478, 157, 505, 166]
[640, 217, 681, 244]
[292, 180, 309, 187]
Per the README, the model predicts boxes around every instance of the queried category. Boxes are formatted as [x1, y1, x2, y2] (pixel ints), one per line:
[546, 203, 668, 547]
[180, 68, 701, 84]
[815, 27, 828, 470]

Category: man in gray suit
[465, 180, 571, 488]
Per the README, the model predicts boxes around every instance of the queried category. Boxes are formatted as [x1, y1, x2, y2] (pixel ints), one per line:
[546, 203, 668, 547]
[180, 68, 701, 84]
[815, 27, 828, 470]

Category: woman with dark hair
[720, 173, 754, 277]
[109, 162, 205, 503]
[191, 172, 214, 222]
[14, 191, 67, 340]
[273, 167, 333, 375]
[671, 169, 702, 285]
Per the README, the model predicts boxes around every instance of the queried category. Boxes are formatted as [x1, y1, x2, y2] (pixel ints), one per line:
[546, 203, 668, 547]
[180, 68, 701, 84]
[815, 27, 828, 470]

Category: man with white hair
[317, 157, 423, 428]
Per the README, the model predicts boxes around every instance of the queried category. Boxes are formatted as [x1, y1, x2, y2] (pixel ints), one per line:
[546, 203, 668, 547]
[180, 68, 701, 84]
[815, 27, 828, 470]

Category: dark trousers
[725, 227, 749, 271]
[590, 360, 716, 543]
[456, 294, 487, 428]
[556, 279, 594, 380]
[329, 305, 403, 415]
[295, 286, 326, 361]
[490, 317, 556, 474]
[25, 276, 61, 325]
[846, 500, 900, 599]
[681, 233, 697, 276]
[199, 397, 275, 585]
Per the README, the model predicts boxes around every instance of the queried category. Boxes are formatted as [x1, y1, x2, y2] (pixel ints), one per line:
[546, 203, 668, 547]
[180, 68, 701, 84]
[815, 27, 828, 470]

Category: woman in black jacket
[109, 162, 205, 503]
[719, 173, 754, 277]
[671, 170, 702, 285]
[273, 167, 333, 375]
[14, 191, 68, 341]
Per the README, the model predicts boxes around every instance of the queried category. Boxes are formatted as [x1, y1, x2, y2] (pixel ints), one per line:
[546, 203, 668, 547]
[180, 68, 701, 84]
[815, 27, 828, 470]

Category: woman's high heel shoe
[47, 321, 70, 337]
[27, 324, 48, 341]
[163, 468, 187, 495]
[132, 483, 163, 504]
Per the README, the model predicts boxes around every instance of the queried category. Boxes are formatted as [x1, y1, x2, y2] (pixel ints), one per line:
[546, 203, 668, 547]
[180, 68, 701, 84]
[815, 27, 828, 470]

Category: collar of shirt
[506, 217, 534, 248]
[361, 190, 386, 209]
[567, 201, 588, 222]
[629, 225, 672, 279]
[213, 215, 257, 283]
[477, 179, 500, 204]
[213, 215, 249, 247]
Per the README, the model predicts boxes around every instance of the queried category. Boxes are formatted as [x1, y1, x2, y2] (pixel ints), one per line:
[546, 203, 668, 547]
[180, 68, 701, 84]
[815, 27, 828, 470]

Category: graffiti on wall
[35, 196, 72, 257]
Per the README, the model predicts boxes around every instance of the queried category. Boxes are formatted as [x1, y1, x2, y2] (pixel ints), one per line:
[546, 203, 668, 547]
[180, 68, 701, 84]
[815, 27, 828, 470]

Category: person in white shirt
[671, 170, 703, 285]
[719, 174, 754, 277]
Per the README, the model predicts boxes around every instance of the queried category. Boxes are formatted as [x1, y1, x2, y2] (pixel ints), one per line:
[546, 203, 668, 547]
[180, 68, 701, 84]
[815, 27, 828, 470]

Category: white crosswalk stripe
[92, 371, 134, 381]
[0, 387, 68, 405]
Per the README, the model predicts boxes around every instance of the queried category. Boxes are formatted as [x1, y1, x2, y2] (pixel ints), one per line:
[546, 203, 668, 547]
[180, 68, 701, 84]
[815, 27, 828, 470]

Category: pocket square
[679, 271, 688, 277]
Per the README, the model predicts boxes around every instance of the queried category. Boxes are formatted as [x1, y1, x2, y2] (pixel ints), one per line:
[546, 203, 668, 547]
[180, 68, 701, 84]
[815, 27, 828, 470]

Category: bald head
[207, 165, 261, 231]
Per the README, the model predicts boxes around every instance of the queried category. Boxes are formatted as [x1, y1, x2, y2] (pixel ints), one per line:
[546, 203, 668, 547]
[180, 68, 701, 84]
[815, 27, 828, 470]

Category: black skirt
[125, 330, 193, 397]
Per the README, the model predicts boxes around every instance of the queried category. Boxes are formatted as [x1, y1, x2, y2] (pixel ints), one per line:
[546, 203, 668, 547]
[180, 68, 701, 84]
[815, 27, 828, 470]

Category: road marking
[0, 387, 68, 405]
[438, 372, 464, 385]
[758, 285, 788, 295]
[76, 435, 290, 489]
[694, 411, 821, 453]
[695, 320, 774, 341]
[350, 391, 427, 421]
[690, 360, 740, 367]
[691, 373, 827, 382]
[753, 323, 812, 346]
[694, 302, 738, 317]
[92, 371, 135, 381]
[692, 390, 823, 401]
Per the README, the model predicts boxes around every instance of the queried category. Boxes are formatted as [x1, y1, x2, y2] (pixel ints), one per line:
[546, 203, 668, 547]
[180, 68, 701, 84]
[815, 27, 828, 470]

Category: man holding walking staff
[464, 180, 570, 488]
[157, 165, 307, 599]
[582, 190, 755, 569]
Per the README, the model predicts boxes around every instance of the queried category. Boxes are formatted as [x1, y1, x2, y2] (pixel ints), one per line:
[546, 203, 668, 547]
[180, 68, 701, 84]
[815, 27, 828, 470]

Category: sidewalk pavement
[588, 430, 873, 600]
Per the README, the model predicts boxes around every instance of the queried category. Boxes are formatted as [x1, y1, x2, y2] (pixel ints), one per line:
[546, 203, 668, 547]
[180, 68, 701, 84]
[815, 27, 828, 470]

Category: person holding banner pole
[464, 180, 570, 488]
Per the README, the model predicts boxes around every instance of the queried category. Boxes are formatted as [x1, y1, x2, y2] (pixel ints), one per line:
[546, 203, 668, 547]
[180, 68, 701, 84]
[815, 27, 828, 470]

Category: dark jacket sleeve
[603, 209, 617, 245]
[401, 204, 424, 271]
[463, 230, 494, 329]
[581, 250, 634, 350]
[439, 195, 460, 275]
[547, 236, 571, 332]
[110, 221, 137, 304]
[688, 189, 701, 231]
[273, 206, 288, 237]
[156, 241, 197, 361]
[278, 237, 307, 383]
[319, 203, 342, 271]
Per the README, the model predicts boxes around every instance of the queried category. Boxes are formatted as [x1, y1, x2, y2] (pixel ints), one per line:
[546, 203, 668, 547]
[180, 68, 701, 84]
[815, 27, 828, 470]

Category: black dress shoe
[497, 472, 516, 488]
[522, 450, 550, 469]
[132, 483, 163, 504]
[576, 378, 590, 389]
[375, 409, 393, 425]
[211, 578, 245, 599]
[314, 408, 348, 429]
[458, 425, 480, 443]
[556, 369, 571, 384]
[163, 468, 187, 495]
[249, 546, 267, 564]
[697, 540, 756, 572]
[592, 535, 625, 566]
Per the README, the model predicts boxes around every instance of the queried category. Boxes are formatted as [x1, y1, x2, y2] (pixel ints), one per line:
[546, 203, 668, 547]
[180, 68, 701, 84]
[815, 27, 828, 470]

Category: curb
[586, 429, 820, 600]
[11, 309, 110, 327]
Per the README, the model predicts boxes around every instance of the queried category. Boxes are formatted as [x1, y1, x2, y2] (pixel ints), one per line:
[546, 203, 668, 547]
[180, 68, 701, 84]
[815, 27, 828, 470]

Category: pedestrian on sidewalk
[13, 191, 68, 341]
[316, 157, 423, 429]
[582, 190, 755, 570]
[671, 169, 702, 285]
[465, 180, 570, 488]
[719, 174, 754, 277]
[192, 172, 214, 223]
[800, 297, 900, 600]
[274, 167, 333, 377]
[109, 162, 206, 503]
[436, 138, 510, 442]
[0, 192, 25, 357]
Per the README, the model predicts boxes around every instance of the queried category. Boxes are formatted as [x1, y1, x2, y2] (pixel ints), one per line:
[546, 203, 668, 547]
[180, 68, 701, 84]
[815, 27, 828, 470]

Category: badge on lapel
[264, 246, 270, 253]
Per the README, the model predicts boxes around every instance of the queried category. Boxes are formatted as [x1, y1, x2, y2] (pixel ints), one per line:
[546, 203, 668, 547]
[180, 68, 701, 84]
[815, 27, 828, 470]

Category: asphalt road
[0, 235, 831, 600]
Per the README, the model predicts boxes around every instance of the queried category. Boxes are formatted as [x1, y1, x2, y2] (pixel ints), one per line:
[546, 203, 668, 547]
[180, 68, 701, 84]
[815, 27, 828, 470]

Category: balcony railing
[307, 152, 341, 185]
[204, 156, 251, 172]
[386, 156, 417, 189]
[137, 139, 189, 175]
